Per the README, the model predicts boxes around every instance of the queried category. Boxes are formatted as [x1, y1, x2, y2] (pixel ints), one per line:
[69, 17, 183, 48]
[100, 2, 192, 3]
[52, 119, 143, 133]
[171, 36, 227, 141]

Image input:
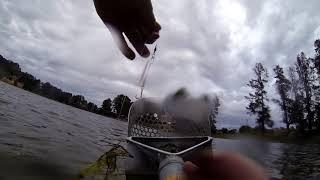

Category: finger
[146, 31, 160, 44]
[183, 161, 204, 180]
[137, 0, 161, 44]
[125, 30, 150, 58]
[138, 0, 158, 31]
[188, 151, 215, 170]
[137, 26, 150, 45]
[190, 152, 268, 180]
[138, 26, 160, 45]
[183, 161, 199, 174]
[105, 23, 136, 60]
[212, 152, 268, 180]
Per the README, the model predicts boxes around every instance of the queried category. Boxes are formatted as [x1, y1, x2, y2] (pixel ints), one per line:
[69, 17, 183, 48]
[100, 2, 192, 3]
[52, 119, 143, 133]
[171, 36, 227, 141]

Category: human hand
[183, 152, 268, 180]
[94, 0, 161, 60]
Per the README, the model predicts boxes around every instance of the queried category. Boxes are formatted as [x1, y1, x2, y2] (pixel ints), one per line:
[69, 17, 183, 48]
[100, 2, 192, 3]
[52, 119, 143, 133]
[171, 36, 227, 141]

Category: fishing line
[137, 45, 157, 99]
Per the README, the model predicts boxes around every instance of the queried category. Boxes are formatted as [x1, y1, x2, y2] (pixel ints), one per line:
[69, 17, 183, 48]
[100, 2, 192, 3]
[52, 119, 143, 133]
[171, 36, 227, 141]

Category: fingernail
[146, 32, 160, 44]
[126, 51, 135, 60]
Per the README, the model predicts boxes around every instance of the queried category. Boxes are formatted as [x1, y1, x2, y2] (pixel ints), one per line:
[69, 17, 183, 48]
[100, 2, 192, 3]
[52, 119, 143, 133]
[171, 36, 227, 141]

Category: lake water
[0, 81, 320, 179]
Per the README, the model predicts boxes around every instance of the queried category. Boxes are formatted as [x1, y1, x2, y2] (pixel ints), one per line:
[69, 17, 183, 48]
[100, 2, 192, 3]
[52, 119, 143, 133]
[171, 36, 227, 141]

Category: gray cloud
[0, 0, 319, 128]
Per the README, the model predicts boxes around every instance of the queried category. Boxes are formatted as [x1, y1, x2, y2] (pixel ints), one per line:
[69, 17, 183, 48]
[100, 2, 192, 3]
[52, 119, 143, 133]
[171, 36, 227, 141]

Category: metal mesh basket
[128, 98, 211, 137]
[126, 97, 213, 177]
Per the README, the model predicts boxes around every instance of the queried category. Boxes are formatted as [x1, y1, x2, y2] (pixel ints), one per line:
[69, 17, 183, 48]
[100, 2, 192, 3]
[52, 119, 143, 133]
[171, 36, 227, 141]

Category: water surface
[0, 81, 319, 179]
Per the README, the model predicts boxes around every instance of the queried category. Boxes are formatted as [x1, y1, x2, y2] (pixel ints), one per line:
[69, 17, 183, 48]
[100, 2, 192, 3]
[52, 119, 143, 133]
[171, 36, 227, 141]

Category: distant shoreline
[2, 78, 319, 145]
[0, 80, 131, 125]
[214, 132, 320, 145]
[0, 54, 132, 121]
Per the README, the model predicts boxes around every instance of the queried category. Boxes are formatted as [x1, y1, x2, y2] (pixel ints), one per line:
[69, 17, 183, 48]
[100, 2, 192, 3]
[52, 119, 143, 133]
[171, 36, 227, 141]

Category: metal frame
[126, 136, 212, 156]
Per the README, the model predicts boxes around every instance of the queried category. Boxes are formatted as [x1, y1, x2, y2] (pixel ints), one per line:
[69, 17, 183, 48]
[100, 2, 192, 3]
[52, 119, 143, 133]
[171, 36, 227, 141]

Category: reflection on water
[1, 82, 320, 179]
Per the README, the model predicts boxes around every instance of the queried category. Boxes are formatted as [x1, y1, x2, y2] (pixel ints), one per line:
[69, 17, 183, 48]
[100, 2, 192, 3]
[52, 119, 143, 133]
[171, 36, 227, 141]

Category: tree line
[0, 54, 132, 119]
[246, 39, 320, 134]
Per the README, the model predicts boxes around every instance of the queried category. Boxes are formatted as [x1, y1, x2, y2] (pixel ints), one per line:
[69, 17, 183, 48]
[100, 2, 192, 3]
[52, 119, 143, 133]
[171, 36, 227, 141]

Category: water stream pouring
[125, 96, 213, 180]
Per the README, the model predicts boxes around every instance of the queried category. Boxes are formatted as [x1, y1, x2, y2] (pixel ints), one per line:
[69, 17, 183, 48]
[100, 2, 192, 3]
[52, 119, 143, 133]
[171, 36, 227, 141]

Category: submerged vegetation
[0, 54, 132, 120]
[77, 144, 130, 180]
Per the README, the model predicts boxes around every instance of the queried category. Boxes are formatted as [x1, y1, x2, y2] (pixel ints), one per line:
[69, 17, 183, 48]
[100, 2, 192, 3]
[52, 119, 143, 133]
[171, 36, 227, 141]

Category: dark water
[0, 81, 127, 179]
[214, 138, 320, 179]
[0, 81, 320, 179]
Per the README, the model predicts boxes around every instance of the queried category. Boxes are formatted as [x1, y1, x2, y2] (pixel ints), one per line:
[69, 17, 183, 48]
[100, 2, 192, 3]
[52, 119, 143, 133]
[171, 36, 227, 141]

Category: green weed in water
[77, 144, 131, 180]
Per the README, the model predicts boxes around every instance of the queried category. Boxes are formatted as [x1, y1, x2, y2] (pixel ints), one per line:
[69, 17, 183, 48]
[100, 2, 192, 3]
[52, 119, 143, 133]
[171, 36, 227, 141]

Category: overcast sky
[1, 0, 320, 128]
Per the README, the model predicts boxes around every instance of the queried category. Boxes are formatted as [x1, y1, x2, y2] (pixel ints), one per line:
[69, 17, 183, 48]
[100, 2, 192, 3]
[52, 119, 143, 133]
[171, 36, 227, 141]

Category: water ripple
[0, 99, 10, 105]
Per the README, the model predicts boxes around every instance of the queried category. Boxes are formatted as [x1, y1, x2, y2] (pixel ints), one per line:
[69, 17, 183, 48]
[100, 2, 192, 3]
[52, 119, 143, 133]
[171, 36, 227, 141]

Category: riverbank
[1, 55, 133, 121]
[214, 131, 320, 145]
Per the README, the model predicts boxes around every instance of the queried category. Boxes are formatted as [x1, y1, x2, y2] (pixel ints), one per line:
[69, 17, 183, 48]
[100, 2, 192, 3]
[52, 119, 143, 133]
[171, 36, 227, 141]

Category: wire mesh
[128, 98, 211, 137]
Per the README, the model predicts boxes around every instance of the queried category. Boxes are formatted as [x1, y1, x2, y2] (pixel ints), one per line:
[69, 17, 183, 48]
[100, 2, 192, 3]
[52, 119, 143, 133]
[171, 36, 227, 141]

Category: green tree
[18, 73, 40, 92]
[209, 96, 220, 134]
[0, 55, 21, 77]
[88, 102, 98, 113]
[314, 39, 320, 73]
[273, 65, 292, 131]
[245, 63, 273, 133]
[57, 92, 73, 104]
[287, 67, 306, 132]
[313, 39, 320, 130]
[296, 52, 314, 130]
[239, 125, 252, 133]
[112, 95, 132, 118]
[69, 95, 88, 110]
[100, 98, 113, 116]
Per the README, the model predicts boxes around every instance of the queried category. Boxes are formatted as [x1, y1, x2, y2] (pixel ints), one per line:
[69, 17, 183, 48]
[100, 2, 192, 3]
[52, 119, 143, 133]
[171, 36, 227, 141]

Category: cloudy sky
[1, 0, 320, 128]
